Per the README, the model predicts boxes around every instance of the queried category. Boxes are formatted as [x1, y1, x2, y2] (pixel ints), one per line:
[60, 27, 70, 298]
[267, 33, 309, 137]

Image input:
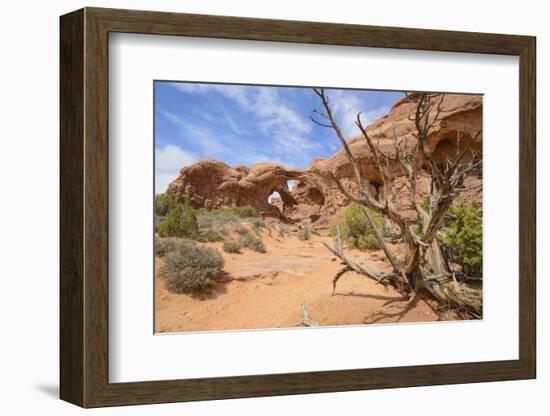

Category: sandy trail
[155, 229, 438, 333]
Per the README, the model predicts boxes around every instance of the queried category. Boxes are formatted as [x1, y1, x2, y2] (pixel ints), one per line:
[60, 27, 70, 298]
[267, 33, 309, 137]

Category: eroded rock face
[167, 94, 482, 228]
[168, 161, 327, 220]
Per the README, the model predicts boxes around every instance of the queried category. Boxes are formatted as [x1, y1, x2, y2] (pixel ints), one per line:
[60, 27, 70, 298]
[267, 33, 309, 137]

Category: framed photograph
[60, 7, 536, 408]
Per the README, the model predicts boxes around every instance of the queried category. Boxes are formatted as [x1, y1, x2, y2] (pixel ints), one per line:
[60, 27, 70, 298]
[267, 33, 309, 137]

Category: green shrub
[356, 234, 380, 250]
[195, 205, 257, 218]
[223, 240, 242, 253]
[330, 202, 382, 250]
[240, 233, 266, 253]
[160, 240, 224, 294]
[442, 201, 482, 276]
[154, 192, 177, 216]
[157, 202, 199, 238]
[155, 215, 168, 232]
[298, 221, 312, 241]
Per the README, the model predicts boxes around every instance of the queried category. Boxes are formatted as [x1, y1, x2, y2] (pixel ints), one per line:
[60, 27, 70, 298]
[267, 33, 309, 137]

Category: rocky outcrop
[168, 161, 326, 220]
[167, 94, 482, 228]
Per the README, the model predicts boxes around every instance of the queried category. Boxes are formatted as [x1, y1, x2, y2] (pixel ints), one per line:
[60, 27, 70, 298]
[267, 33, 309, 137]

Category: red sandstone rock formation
[167, 93, 482, 228]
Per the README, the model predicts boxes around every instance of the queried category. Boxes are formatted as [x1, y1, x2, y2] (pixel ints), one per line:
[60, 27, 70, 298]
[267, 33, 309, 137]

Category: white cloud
[171, 83, 252, 108]
[326, 90, 391, 139]
[155, 144, 196, 193]
[254, 87, 310, 134]
[161, 110, 230, 156]
[329, 91, 362, 138]
[170, 83, 316, 162]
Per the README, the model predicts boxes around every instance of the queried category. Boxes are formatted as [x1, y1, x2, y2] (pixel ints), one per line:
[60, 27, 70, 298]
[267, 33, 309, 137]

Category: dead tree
[311, 89, 482, 317]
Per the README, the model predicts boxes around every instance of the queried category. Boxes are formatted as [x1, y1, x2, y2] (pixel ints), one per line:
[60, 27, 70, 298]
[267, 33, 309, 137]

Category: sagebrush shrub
[277, 224, 290, 238]
[223, 240, 242, 253]
[155, 237, 185, 257]
[442, 201, 482, 276]
[240, 233, 266, 253]
[248, 217, 266, 231]
[232, 222, 250, 236]
[197, 228, 225, 242]
[195, 205, 257, 218]
[160, 240, 225, 293]
[330, 202, 382, 250]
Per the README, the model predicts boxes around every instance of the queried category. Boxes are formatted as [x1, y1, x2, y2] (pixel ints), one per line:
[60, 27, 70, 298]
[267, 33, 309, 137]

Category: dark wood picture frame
[60, 7, 536, 408]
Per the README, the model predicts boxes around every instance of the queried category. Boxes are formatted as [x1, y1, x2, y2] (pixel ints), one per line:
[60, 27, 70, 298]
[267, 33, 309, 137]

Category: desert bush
[157, 201, 199, 238]
[277, 224, 290, 238]
[197, 215, 240, 229]
[195, 205, 257, 218]
[197, 227, 225, 242]
[232, 222, 250, 236]
[223, 240, 242, 254]
[155, 237, 185, 257]
[248, 217, 266, 231]
[442, 201, 482, 276]
[154, 215, 168, 232]
[196, 216, 242, 242]
[154, 192, 177, 217]
[330, 202, 383, 250]
[298, 221, 312, 241]
[356, 234, 380, 250]
[240, 233, 266, 253]
[160, 240, 225, 294]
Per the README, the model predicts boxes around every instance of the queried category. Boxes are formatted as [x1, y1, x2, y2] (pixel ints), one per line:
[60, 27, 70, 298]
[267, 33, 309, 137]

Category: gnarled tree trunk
[311, 89, 482, 318]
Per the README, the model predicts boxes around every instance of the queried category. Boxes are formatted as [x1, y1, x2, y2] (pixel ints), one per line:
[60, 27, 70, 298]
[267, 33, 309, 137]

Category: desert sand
[155, 227, 439, 333]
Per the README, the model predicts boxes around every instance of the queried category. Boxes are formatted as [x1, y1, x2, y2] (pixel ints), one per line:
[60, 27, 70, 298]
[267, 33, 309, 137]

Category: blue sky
[155, 81, 403, 192]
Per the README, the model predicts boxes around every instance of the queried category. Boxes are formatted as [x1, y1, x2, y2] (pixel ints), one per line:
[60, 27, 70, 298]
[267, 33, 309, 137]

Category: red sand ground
[155, 228, 439, 333]
[155, 230, 438, 332]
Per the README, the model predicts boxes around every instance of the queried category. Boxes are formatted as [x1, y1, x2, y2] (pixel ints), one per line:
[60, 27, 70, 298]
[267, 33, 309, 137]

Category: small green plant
[154, 192, 177, 216]
[160, 239, 225, 294]
[442, 201, 482, 276]
[157, 200, 199, 238]
[223, 240, 242, 254]
[330, 202, 382, 250]
[298, 221, 312, 241]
